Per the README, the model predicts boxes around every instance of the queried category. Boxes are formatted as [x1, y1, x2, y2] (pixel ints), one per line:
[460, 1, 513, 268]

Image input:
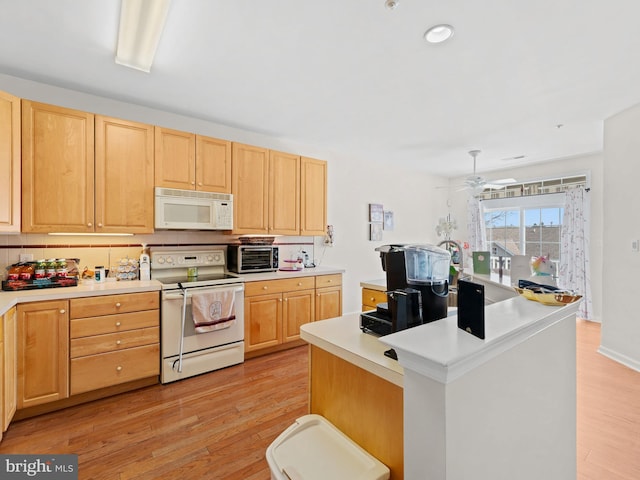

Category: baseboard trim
[598, 345, 640, 372]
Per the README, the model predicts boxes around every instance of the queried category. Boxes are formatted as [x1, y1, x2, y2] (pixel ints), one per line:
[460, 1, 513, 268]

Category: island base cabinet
[17, 300, 69, 409]
[71, 344, 160, 395]
[310, 346, 403, 479]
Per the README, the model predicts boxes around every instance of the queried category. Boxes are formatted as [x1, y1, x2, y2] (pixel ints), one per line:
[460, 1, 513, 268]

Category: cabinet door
[0, 90, 20, 233]
[17, 300, 69, 409]
[244, 293, 282, 352]
[154, 127, 195, 190]
[232, 143, 269, 234]
[316, 286, 342, 321]
[283, 289, 315, 343]
[3, 306, 16, 431]
[22, 101, 94, 233]
[269, 150, 300, 235]
[300, 157, 327, 236]
[95, 116, 154, 233]
[196, 135, 231, 192]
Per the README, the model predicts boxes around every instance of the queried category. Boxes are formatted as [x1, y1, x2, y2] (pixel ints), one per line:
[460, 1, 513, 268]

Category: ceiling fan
[460, 150, 516, 195]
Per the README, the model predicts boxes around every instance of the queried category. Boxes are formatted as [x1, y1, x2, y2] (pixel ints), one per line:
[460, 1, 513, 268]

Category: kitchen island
[301, 295, 579, 480]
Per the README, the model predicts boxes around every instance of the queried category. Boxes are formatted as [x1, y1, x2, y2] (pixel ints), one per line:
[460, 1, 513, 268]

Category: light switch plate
[633, 240, 639, 252]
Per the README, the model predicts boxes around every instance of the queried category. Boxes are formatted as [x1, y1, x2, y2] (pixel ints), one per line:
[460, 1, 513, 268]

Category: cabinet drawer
[70, 326, 159, 358]
[316, 274, 342, 288]
[70, 310, 158, 338]
[70, 292, 159, 318]
[70, 344, 159, 395]
[245, 277, 315, 296]
[362, 288, 387, 309]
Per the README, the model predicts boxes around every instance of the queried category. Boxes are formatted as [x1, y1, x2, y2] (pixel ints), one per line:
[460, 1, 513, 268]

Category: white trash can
[266, 414, 390, 480]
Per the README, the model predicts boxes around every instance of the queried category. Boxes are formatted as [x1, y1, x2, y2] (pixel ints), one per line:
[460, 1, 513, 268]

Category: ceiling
[1, 0, 640, 177]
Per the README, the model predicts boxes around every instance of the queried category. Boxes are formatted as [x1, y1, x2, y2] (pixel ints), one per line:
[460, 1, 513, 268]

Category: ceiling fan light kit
[462, 149, 517, 195]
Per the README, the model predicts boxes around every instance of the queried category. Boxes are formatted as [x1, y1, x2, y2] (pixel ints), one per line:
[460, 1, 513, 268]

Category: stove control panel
[151, 249, 226, 270]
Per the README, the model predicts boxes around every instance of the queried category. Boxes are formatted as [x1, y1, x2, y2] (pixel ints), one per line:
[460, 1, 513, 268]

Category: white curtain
[559, 186, 593, 319]
[467, 196, 487, 267]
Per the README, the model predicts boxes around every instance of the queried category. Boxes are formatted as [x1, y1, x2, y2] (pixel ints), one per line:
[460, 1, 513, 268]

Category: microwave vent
[155, 187, 232, 202]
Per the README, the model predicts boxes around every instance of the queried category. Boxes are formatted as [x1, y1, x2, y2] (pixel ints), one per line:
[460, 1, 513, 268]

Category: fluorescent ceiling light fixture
[424, 24, 455, 44]
[116, 0, 171, 72]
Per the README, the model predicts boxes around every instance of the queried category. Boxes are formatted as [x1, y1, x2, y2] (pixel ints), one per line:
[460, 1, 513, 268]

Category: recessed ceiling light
[424, 24, 455, 44]
[384, 0, 399, 10]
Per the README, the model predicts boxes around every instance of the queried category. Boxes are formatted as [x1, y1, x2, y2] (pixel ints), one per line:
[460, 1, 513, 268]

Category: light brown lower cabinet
[244, 274, 342, 356]
[69, 292, 160, 395]
[17, 300, 70, 409]
[3, 306, 16, 432]
[362, 287, 387, 312]
[9, 291, 159, 431]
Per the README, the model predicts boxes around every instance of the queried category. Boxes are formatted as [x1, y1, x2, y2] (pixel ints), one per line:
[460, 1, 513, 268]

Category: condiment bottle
[56, 259, 68, 278]
[34, 259, 46, 279]
[45, 259, 57, 278]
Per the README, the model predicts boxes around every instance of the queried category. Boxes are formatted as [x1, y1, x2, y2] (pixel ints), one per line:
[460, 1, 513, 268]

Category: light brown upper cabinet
[22, 101, 154, 233]
[232, 143, 270, 234]
[95, 116, 154, 233]
[269, 150, 300, 235]
[232, 144, 327, 235]
[300, 157, 327, 236]
[155, 126, 231, 193]
[0, 90, 20, 233]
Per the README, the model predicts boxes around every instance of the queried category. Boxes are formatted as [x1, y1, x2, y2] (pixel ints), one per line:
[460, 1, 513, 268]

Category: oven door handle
[164, 285, 244, 301]
[178, 288, 188, 373]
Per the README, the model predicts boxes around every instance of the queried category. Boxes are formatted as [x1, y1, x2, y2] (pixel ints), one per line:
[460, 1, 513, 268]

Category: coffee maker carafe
[403, 244, 451, 323]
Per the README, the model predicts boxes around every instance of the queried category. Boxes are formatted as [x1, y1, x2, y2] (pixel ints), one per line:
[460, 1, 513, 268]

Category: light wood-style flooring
[0, 320, 638, 479]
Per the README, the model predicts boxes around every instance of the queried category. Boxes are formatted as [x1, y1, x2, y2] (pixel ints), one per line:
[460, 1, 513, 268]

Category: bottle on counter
[56, 259, 68, 278]
[95, 266, 105, 283]
[19, 263, 34, 280]
[45, 259, 57, 278]
[139, 244, 150, 281]
[34, 259, 46, 279]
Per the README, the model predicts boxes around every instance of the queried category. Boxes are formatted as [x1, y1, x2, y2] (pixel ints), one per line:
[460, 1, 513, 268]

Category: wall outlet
[19, 253, 34, 262]
[633, 240, 639, 252]
[324, 225, 334, 246]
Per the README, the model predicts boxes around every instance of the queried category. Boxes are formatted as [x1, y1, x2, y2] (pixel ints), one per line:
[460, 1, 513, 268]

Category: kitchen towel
[191, 289, 236, 333]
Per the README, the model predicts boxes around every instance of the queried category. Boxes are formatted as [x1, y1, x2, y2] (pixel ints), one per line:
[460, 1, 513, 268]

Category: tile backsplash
[0, 231, 315, 280]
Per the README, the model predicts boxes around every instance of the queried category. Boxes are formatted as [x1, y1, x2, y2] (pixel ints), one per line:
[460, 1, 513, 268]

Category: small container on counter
[34, 259, 46, 279]
[95, 266, 105, 283]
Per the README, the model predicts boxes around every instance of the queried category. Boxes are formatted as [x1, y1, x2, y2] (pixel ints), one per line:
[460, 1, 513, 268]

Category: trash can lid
[266, 414, 390, 480]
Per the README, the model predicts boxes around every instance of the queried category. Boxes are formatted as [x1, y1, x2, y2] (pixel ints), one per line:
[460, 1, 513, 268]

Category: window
[482, 193, 565, 276]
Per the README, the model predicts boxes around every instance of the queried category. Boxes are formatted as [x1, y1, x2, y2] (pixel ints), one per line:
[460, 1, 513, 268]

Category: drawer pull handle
[116, 366, 123, 372]
[298, 282, 302, 286]
[263, 286, 268, 290]
[59, 309, 66, 314]
[115, 302, 122, 308]
[87, 222, 92, 227]
[116, 340, 121, 345]
[370, 297, 375, 302]
[115, 321, 121, 327]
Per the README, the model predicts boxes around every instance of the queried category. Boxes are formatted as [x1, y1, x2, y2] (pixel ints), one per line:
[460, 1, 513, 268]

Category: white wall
[0, 74, 449, 314]
[446, 152, 604, 323]
[600, 103, 640, 371]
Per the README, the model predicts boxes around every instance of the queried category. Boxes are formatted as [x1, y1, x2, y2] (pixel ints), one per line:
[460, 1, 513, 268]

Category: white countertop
[381, 296, 579, 384]
[301, 295, 579, 386]
[236, 265, 344, 282]
[360, 271, 516, 292]
[300, 313, 404, 387]
[0, 280, 162, 316]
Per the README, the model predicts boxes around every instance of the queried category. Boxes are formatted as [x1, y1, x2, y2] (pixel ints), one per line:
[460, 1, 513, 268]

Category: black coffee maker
[360, 244, 450, 336]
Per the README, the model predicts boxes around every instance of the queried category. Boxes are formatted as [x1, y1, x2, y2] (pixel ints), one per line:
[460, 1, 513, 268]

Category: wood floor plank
[0, 322, 638, 479]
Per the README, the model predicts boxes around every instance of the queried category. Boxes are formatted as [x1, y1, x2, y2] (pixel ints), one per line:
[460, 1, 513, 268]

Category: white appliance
[154, 187, 233, 230]
[151, 246, 245, 383]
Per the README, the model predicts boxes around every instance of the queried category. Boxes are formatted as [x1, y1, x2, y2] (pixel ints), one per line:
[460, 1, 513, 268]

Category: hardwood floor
[576, 320, 640, 480]
[0, 346, 310, 480]
[0, 321, 638, 479]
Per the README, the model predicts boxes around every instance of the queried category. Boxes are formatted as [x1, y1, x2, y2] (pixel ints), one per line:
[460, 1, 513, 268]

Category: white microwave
[154, 187, 233, 230]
